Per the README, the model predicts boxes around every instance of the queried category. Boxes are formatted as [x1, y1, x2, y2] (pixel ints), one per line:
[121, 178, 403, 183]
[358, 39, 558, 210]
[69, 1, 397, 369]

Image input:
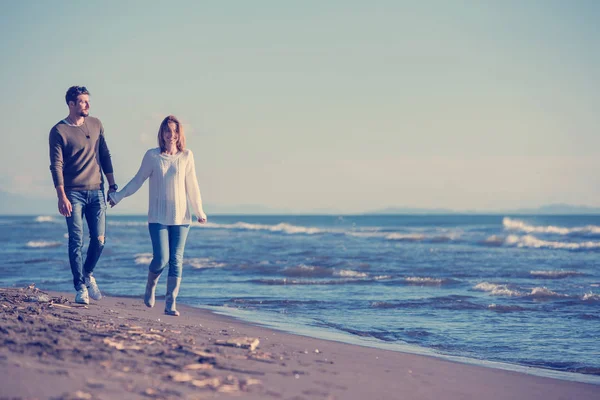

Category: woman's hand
[108, 192, 117, 208]
[197, 215, 207, 224]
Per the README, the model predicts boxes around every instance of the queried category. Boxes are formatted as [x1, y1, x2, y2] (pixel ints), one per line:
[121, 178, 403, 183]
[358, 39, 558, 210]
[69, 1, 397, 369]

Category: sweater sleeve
[109, 150, 153, 205]
[184, 150, 206, 219]
[98, 121, 114, 174]
[49, 127, 65, 187]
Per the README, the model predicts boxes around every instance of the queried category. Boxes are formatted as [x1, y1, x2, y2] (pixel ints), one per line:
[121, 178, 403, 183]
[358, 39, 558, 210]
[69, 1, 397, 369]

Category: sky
[1, 1, 599, 214]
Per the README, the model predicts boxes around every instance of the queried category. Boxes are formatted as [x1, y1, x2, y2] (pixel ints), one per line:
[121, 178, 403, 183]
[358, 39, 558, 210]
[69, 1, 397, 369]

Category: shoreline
[1, 286, 599, 400]
[198, 304, 600, 386]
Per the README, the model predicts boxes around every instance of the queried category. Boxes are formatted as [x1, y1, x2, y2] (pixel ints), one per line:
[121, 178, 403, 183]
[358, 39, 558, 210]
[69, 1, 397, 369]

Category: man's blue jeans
[148, 223, 190, 278]
[65, 190, 106, 290]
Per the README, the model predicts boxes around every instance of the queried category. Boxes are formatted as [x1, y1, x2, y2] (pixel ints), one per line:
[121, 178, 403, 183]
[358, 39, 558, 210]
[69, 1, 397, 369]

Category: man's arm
[55, 185, 72, 217]
[49, 128, 71, 217]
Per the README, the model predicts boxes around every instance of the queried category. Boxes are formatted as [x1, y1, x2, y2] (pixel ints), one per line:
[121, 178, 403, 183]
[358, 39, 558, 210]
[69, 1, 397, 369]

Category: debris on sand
[214, 337, 260, 351]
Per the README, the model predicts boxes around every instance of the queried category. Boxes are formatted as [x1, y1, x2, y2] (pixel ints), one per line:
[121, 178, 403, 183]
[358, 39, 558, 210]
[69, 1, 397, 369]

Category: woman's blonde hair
[158, 115, 186, 152]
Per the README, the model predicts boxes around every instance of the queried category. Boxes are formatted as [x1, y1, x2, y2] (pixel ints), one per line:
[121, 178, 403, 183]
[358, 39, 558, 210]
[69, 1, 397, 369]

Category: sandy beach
[1, 285, 598, 400]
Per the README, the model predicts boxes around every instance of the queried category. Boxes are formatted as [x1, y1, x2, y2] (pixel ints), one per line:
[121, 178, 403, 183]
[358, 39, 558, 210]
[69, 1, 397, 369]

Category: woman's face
[163, 122, 179, 145]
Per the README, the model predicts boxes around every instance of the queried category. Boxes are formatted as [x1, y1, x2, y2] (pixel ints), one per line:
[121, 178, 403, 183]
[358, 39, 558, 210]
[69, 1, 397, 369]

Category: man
[49, 86, 118, 304]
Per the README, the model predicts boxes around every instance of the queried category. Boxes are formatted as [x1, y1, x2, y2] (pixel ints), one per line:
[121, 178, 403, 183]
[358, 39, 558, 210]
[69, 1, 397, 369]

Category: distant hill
[366, 204, 600, 215]
[508, 204, 600, 215]
[365, 207, 456, 215]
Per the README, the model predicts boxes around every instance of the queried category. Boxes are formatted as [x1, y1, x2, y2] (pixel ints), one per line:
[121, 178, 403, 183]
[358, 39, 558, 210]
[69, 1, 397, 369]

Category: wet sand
[1, 285, 599, 400]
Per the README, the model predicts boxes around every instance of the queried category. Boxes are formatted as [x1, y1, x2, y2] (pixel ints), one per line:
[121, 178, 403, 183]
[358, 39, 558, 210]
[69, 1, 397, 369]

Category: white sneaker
[75, 286, 89, 305]
[84, 275, 102, 300]
[85, 275, 102, 301]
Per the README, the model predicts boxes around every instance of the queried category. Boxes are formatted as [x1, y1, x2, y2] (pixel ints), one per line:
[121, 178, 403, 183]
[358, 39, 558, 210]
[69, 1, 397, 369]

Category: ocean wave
[250, 276, 376, 285]
[481, 235, 505, 246]
[186, 258, 226, 269]
[347, 231, 459, 243]
[474, 282, 573, 299]
[26, 241, 62, 248]
[280, 265, 369, 279]
[345, 231, 386, 239]
[530, 270, 583, 279]
[371, 296, 483, 311]
[503, 217, 600, 236]
[488, 304, 528, 312]
[526, 287, 568, 299]
[35, 216, 57, 223]
[335, 269, 368, 278]
[134, 253, 152, 265]
[404, 277, 456, 286]
[227, 298, 321, 306]
[582, 292, 600, 301]
[196, 221, 327, 235]
[282, 265, 332, 278]
[474, 282, 523, 296]
[385, 233, 426, 241]
[505, 235, 600, 250]
[190, 220, 463, 243]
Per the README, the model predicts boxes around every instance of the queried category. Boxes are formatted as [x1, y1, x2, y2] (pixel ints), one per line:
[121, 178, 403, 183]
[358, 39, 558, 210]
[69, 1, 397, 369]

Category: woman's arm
[109, 150, 153, 206]
[184, 150, 207, 222]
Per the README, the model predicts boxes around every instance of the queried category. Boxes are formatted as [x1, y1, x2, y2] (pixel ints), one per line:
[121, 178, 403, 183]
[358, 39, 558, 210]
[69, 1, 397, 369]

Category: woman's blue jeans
[65, 190, 107, 290]
[148, 223, 190, 278]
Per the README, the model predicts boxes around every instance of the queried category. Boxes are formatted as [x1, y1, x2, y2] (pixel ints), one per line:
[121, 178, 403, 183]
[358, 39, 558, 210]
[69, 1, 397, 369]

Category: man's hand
[197, 215, 207, 224]
[107, 192, 117, 208]
[58, 196, 72, 217]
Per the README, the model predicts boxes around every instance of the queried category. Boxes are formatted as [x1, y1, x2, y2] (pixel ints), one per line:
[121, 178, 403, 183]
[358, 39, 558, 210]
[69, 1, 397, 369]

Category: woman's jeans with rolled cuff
[147, 223, 190, 278]
[65, 190, 107, 291]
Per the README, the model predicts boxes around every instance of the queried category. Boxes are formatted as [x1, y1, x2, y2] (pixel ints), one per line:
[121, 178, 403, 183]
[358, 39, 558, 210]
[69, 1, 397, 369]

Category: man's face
[70, 94, 90, 117]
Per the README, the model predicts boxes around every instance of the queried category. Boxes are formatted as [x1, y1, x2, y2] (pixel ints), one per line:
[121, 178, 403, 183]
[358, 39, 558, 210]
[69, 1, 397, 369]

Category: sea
[1, 214, 599, 384]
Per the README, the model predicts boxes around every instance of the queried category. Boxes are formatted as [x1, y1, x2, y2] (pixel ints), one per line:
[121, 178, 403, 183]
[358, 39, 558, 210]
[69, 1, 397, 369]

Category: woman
[109, 115, 207, 316]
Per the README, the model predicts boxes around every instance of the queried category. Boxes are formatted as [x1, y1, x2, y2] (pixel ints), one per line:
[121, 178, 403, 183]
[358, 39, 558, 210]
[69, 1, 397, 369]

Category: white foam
[35, 216, 56, 223]
[334, 269, 368, 278]
[347, 231, 457, 242]
[582, 292, 600, 301]
[474, 282, 523, 296]
[530, 270, 583, 278]
[373, 275, 393, 280]
[527, 287, 567, 298]
[505, 234, 600, 250]
[346, 231, 385, 238]
[475, 282, 572, 299]
[134, 253, 153, 265]
[26, 241, 62, 248]
[186, 258, 226, 269]
[282, 265, 330, 277]
[405, 277, 445, 285]
[197, 221, 326, 235]
[503, 217, 600, 235]
[386, 233, 426, 241]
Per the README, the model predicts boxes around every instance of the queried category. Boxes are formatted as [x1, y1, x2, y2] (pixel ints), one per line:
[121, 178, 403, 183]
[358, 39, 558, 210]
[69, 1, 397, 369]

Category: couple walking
[49, 85, 207, 316]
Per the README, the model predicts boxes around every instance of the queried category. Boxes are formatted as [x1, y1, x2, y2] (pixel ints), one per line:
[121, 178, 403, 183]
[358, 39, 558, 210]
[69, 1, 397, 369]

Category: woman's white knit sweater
[110, 148, 206, 225]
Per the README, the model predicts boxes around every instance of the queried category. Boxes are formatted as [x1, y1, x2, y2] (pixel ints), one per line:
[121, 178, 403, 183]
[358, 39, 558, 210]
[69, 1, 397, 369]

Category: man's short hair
[65, 86, 90, 105]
